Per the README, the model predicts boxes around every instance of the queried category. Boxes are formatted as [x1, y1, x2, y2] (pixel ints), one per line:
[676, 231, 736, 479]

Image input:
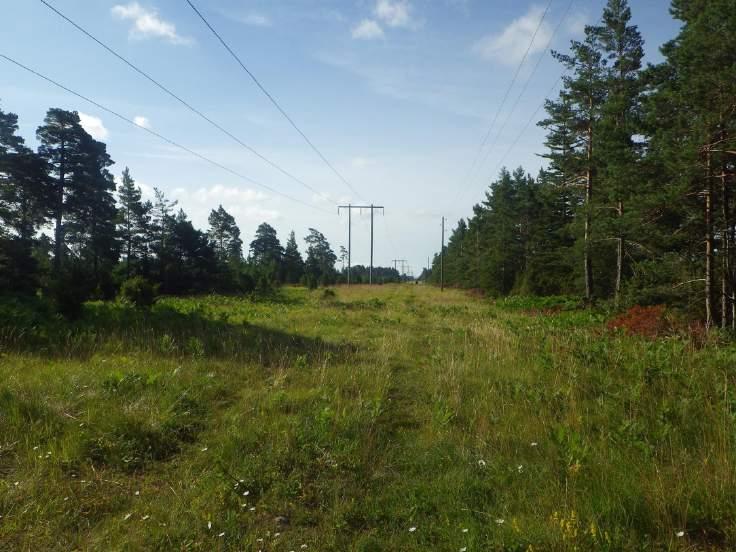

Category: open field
[1, 285, 735, 550]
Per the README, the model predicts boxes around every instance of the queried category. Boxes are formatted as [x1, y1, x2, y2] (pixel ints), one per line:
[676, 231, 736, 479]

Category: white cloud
[238, 13, 272, 27]
[190, 184, 268, 205]
[566, 11, 588, 37]
[473, 5, 553, 65]
[375, 0, 413, 28]
[133, 115, 151, 129]
[352, 19, 384, 40]
[112, 2, 191, 45]
[79, 113, 109, 140]
[171, 185, 280, 228]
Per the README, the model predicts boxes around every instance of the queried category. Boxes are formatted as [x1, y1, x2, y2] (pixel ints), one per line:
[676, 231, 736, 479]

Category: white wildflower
[531, 442, 538, 447]
[218, 532, 225, 537]
[495, 518, 505, 524]
[478, 459, 487, 467]
[462, 528, 469, 533]
[207, 521, 212, 530]
[409, 526, 417, 532]
[676, 531, 685, 537]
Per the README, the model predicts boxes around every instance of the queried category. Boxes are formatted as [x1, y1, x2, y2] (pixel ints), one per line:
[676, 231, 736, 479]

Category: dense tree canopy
[432, 0, 736, 327]
[0, 105, 341, 310]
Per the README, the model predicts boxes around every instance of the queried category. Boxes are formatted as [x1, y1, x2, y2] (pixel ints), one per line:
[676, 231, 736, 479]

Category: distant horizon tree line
[0, 105, 404, 313]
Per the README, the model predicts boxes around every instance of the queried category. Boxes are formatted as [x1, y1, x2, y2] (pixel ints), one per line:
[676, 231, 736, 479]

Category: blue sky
[2, 0, 680, 275]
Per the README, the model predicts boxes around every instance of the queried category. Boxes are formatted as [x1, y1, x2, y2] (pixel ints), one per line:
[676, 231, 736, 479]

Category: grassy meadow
[0, 284, 734, 550]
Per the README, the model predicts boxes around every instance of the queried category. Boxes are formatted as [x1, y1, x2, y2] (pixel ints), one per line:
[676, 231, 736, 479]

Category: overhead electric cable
[451, 0, 553, 208]
[491, 76, 564, 176]
[184, 0, 366, 202]
[38, 0, 332, 203]
[471, 0, 576, 188]
[0, 54, 332, 214]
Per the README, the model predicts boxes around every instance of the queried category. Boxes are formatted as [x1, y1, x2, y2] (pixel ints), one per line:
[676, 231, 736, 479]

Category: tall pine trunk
[53, 139, 66, 273]
[721, 164, 730, 329]
[615, 200, 624, 306]
[584, 121, 594, 302]
[705, 148, 715, 328]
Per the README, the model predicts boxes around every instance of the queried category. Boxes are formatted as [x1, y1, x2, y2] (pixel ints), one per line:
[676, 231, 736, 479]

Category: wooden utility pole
[338, 204, 385, 285]
[441, 216, 445, 292]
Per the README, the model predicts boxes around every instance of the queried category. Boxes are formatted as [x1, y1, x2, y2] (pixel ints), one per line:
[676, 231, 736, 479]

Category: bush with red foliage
[608, 305, 669, 338]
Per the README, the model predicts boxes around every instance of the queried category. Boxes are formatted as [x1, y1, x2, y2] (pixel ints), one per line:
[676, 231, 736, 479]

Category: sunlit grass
[0, 284, 734, 550]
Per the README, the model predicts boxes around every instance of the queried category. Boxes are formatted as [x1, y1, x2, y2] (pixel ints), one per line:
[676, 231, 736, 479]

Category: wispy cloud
[133, 115, 151, 129]
[375, 0, 414, 28]
[236, 13, 272, 27]
[351, 1, 418, 41]
[79, 113, 109, 140]
[473, 5, 552, 65]
[112, 2, 192, 45]
[352, 19, 385, 40]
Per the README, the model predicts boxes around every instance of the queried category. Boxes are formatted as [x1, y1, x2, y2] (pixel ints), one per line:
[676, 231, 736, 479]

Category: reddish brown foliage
[608, 305, 669, 338]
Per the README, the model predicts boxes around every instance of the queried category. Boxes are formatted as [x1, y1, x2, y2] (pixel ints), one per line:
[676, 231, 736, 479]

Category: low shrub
[118, 276, 157, 308]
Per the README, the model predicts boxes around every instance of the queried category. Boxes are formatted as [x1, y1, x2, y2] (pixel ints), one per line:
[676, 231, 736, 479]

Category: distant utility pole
[338, 204, 385, 285]
[441, 216, 445, 292]
[392, 259, 407, 276]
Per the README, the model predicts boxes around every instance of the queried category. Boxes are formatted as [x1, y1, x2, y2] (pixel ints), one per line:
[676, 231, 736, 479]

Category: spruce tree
[117, 167, 151, 278]
[283, 230, 304, 284]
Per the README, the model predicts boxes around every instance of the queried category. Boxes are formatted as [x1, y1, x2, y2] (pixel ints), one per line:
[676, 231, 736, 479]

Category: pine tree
[208, 205, 242, 264]
[304, 228, 337, 287]
[36, 109, 89, 273]
[646, 0, 736, 326]
[591, 0, 645, 304]
[544, 32, 607, 301]
[249, 222, 282, 264]
[64, 133, 119, 297]
[0, 108, 52, 292]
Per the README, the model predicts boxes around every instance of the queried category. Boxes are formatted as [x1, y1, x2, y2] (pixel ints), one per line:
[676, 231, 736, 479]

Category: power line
[185, 0, 366, 203]
[451, 0, 553, 209]
[492, 76, 564, 176]
[471, 0, 576, 189]
[38, 0, 331, 203]
[0, 53, 332, 215]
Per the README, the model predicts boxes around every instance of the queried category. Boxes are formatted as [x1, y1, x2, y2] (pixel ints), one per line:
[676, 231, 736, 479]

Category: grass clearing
[1, 285, 734, 550]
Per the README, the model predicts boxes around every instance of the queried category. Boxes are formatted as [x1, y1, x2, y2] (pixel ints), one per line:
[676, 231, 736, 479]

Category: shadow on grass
[0, 296, 355, 364]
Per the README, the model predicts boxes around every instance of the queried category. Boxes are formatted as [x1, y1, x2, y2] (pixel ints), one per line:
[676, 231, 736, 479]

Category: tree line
[431, 0, 735, 327]
[0, 106, 402, 312]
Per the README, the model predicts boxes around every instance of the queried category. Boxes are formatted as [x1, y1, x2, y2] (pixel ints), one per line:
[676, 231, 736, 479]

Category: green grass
[0, 285, 734, 550]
